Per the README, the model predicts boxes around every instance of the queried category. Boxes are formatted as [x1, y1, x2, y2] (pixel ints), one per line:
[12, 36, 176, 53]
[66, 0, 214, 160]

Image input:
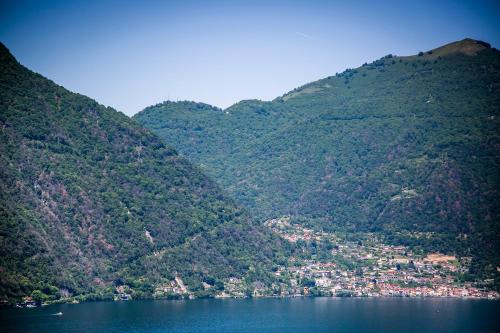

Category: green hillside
[0, 43, 288, 304]
[135, 39, 500, 282]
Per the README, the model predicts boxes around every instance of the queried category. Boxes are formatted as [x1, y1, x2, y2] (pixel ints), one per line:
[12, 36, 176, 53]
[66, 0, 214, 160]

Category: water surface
[1, 297, 498, 332]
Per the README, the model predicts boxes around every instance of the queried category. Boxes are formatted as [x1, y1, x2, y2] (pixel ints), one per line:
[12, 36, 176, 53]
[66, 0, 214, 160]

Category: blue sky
[1, 0, 499, 116]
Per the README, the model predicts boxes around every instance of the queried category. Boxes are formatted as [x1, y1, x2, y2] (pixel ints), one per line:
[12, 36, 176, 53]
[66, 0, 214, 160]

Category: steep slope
[0, 43, 287, 304]
[135, 39, 500, 281]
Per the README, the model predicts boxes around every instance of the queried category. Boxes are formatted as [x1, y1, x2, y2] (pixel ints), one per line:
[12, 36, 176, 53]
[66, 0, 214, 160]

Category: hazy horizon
[1, 0, 499, 116]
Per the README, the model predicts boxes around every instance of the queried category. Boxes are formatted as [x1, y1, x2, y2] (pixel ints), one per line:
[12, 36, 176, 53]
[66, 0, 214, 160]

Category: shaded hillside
[0, 43, 287, 303]
[135, 39, 500, 281]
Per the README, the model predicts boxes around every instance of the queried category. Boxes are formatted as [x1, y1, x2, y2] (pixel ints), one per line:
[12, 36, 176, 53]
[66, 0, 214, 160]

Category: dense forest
[1, 38, 499, 305]
[135, 39, 500, 285]
[0, 43, 290, 304]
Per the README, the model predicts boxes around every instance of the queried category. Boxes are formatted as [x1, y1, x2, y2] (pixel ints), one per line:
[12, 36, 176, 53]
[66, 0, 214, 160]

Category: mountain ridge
[135, 38, 500, 286]
[0, 42, 288, 304]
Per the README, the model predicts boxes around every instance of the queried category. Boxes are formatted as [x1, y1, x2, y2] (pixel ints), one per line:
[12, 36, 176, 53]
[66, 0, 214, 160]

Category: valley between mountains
[1, 38, 499, 306]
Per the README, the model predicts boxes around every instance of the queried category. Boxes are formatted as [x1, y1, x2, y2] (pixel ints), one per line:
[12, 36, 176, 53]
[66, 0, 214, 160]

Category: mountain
[0, 43, 288, 304]
[134, 39, 500, 282]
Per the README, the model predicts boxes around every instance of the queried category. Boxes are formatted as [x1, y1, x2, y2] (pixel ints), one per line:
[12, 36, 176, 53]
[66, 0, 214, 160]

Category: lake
[1, 297, 499, 332]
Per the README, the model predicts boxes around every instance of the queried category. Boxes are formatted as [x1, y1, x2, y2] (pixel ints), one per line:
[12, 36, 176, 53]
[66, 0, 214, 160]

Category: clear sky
[1, 0, 499, 116]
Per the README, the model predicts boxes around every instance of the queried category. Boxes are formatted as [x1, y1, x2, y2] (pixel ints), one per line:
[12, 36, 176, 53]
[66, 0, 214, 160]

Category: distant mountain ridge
[135, 39, 500, 283]
[0, 43, 287, 303]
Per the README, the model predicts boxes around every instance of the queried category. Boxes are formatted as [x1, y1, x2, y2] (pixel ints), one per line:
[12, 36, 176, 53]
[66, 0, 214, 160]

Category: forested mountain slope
[0, 43, 287, 303]
[135, 39, 500, 280]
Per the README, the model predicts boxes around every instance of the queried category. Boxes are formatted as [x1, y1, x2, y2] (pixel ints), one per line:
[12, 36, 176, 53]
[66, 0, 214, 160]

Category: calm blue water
[1, 297, 499, 333]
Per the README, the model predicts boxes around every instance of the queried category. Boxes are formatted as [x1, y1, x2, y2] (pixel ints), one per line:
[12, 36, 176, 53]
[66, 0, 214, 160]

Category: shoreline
[8, 293, 499, 309]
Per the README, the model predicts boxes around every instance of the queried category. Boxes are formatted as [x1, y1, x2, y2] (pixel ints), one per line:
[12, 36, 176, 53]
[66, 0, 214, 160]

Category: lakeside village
[154, 217, 498, 301]
[137, 217, 498, 302]
[14, 216, 498, 307]
[262, 217, 498, 299]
